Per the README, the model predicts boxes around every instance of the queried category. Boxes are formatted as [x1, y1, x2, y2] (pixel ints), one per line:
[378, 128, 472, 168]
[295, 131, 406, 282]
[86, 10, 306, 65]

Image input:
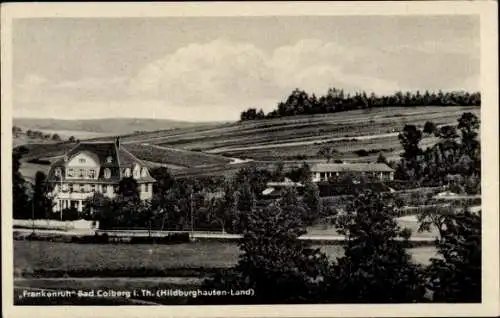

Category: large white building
[47, 138, 156, 212]
[310, 163, 395, 183]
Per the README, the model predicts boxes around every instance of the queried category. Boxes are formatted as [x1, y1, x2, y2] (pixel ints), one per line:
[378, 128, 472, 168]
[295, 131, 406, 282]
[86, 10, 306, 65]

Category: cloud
[129, 39, 279, 105]
[14, 37, 480, 120]
[127, 38, 401, 108]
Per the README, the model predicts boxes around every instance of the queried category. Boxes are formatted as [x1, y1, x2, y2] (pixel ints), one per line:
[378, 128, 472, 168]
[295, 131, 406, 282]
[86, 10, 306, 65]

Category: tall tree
[317, 145, 338, 163]
[301, 181, 321, 224]
[457, 112, 480, 174]
[376, 152, 388, 164]
[426, 208, 481, 302]
[201, 199, 330, 304]
[286, 163, 312, 183]
[232, 181, 256, 233]
[328, 191, 427, 302]
[117, 177, 140, 200]
[150, 167, 176, 195]
[423, 121, 438, 135]
[32, 171, 54, 219]
[398, 125, 423, 180]
[12, 146, 30, 219]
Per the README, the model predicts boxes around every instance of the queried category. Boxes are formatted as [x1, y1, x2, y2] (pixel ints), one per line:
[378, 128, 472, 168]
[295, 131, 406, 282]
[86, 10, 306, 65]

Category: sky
[12, 15, 480, 121]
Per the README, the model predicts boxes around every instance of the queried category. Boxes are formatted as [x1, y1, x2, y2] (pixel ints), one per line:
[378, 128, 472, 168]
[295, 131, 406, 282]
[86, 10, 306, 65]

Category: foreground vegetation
[12, 109, 481, 303]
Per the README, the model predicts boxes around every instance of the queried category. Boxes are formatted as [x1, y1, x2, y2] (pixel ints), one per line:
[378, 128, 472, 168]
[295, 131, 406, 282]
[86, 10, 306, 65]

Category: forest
[240, 88, 481, 121]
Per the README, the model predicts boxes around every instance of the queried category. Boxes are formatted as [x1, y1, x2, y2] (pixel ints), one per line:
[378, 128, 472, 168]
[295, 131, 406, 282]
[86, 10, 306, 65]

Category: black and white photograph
[2, 2, 498, 317]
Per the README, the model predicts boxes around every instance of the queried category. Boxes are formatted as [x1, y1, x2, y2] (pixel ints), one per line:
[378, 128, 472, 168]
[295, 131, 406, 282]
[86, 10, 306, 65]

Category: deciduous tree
[12, 146, 30, 219]
[328, 191, 427, 303]
[201, 197, 329, 304]
[426, 208, 481, 302]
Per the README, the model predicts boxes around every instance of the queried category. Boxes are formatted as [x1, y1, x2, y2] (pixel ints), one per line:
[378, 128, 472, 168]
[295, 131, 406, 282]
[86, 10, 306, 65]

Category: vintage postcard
[1, 1, 499, 317]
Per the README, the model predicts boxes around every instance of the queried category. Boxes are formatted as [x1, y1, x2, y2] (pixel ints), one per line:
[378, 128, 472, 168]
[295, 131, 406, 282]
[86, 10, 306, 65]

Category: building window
[67, 168, 74, 177]
[79, 158, 86, 163]
[106, 156, 113, 163]
[74, 184, 80, 192]
[124, 168, 131, 177]
[107, 185, 113, 193]
[81, 185, 86, 193]
[104, 168, 111, 179]
[141, 168, 148, 178]
[54, 168, 62, 177]
[89, 169, 96, 178]
[133, 166, 140, 178]
[91, 184, 96, 192]
[69, 184, 74, 193]
[62, 184, 68, 192]
[78, 169, 85, 178]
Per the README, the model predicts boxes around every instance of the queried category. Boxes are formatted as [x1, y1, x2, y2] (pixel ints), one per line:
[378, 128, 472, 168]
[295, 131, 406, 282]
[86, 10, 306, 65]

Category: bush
[354, 149, 369, 157]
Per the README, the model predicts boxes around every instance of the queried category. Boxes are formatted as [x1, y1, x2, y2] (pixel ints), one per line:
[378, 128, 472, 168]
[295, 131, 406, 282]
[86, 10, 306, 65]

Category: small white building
[47, 138, 156, 212]
[310, 163, 395, 183]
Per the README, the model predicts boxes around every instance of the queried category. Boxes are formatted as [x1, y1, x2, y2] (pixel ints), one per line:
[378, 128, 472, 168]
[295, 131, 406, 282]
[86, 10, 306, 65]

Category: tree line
[240, 88, 480, 121]
[12, 126, 78, 143]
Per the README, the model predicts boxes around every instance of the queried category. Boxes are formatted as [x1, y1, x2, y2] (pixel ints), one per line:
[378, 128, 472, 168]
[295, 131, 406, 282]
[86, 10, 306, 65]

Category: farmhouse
[311, 163, 394, 182]
[47, 137, 156, 212]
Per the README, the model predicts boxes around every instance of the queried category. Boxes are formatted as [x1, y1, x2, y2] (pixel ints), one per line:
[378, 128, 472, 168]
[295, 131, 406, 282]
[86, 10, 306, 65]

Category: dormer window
[79, 158, 86, 164]
[104, 168, 111, 179]
[106, 156, 113, 163]
[133, 165, 140, 178]
[124, 168, 131, 177]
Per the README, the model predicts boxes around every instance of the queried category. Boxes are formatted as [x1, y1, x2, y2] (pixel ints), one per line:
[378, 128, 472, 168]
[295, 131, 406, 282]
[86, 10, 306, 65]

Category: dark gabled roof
[51, 142, 118, 167]
[117, 147, 145, 167]
[311, 163, 394, 173]
[47, 140, 156, 182]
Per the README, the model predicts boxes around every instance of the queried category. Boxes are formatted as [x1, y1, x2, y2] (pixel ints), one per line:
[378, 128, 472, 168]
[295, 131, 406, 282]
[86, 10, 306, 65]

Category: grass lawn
[14, 241, 240, 275]
[14, 239, 437, 278]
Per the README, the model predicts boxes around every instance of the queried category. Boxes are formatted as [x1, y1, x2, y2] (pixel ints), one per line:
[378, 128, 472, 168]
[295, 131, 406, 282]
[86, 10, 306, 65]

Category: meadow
[16, 106, 479, 180]
[14, 240, 437, 278]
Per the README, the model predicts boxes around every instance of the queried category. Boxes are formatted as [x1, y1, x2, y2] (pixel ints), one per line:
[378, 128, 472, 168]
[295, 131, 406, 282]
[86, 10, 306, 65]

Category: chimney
[115, 136, 120, 149]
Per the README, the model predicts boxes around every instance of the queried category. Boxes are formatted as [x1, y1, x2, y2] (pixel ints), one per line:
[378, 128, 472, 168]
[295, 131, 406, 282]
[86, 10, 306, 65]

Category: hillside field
[15, 106, 480, 180]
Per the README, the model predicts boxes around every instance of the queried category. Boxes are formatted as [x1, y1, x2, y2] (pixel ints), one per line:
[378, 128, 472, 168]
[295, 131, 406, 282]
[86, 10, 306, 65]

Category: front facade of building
[311, 163, 395, 183]
[47, 138, 156, 212]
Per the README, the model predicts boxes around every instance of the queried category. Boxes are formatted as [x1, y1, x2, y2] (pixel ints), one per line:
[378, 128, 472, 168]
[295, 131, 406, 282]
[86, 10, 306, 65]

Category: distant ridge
[13, 118, 228, 135]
